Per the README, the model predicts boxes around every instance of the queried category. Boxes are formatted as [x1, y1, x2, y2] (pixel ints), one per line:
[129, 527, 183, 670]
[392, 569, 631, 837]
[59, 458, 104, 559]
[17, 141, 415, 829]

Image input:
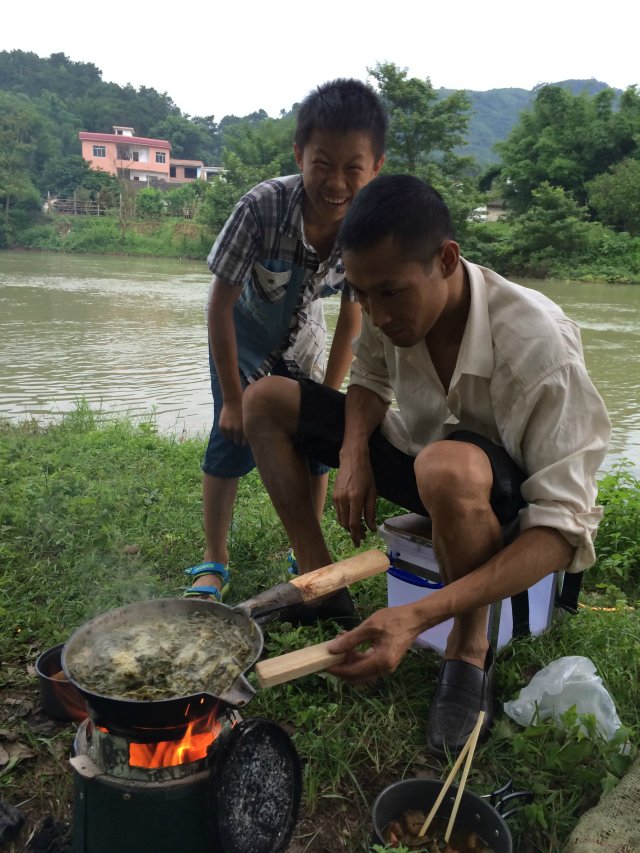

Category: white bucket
[386, 567, 452, 654]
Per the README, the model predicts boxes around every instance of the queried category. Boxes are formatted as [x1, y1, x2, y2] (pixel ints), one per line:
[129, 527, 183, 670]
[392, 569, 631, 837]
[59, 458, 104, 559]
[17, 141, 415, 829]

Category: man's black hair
[338, 174, 455, 265]
[294, 79, 387, 160]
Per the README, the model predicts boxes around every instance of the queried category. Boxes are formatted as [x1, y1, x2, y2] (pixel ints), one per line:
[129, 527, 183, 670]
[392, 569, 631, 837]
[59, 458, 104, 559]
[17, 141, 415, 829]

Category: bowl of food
[372, 778, 516, 853]
[35, 643, 88, 722]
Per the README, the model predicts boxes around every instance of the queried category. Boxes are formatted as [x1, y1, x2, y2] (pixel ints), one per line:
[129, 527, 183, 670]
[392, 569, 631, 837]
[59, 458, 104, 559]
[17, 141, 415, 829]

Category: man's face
[294, 130, 383, 229]
[343, 236, 451, 348]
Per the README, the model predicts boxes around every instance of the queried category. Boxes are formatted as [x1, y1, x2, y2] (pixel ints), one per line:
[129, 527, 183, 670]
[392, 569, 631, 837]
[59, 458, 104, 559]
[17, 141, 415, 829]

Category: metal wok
[61, 550, 389, 731]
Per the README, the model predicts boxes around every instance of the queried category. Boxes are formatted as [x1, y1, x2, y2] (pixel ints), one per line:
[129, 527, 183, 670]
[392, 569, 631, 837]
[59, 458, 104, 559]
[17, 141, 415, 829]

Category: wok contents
[66, 611, 254, 700]
[383, 809, 494, 852]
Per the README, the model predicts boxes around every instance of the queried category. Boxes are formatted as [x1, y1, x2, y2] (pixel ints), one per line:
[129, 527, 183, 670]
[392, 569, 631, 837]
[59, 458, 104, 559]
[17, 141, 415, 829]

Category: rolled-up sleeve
[503, 362, 611, 572]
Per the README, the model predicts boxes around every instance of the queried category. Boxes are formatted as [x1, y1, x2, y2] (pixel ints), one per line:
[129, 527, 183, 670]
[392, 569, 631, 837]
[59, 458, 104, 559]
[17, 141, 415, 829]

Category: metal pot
[371, 778, 533, 853]
[62, 550, 388, 731]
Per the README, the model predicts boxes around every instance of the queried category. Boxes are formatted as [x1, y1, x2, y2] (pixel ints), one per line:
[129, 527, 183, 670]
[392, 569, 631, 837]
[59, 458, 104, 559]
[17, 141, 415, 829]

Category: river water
[1, 250, 638, 472]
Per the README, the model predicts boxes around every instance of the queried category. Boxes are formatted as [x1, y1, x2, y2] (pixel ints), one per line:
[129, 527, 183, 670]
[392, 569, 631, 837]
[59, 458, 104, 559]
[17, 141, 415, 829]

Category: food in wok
[66, 609, 254, 701]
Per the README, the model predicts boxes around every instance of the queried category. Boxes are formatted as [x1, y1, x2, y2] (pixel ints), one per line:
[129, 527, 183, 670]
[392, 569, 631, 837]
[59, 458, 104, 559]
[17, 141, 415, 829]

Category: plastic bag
[503, 655, 622, 741]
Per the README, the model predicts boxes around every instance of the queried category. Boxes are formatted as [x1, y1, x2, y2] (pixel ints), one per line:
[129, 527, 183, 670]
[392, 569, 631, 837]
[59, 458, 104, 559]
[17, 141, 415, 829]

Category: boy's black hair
[338, 174, 456, 266]
[294, 79, 387, 160]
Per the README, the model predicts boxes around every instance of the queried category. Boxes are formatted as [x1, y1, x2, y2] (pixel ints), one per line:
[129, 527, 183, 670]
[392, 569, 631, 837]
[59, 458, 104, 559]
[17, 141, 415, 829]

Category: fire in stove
[128, 707, 228, 769]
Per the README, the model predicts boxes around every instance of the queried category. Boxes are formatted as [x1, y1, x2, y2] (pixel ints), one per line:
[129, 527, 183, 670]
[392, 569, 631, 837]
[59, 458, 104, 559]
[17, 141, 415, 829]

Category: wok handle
[289, 550, 390, 602]
[237, 549, 390, 621]
[254, 640, 346, 688]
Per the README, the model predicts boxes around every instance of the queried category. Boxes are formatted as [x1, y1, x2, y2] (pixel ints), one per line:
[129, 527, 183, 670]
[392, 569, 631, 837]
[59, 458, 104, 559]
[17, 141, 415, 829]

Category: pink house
[79, 126, 219, 185]
[79, 126, 172, 182]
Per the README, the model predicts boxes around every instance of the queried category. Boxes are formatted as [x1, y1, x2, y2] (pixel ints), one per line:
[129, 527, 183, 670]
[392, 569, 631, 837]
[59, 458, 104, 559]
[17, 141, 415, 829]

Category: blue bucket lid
[387, 566, 443, 589]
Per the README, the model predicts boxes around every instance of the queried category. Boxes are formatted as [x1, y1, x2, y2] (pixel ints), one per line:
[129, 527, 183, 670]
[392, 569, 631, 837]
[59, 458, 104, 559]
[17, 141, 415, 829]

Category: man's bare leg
[190, 473, 238, 593]
[414, 440, 502, 668]
[416, 439, 501, 754]
[243, 376, 332, 572]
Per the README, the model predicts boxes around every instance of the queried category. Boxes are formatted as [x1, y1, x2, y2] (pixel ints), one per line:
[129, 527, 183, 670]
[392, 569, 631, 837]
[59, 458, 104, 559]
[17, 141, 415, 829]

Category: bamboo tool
[236, 549, 390, 623]
[418, 710, 486, 840]
[255, 640, 346, 687]
[254, 550, 391, 688]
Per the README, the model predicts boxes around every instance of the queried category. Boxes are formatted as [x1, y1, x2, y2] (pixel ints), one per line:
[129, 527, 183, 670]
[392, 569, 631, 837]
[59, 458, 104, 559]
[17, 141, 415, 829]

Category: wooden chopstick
[443, 710, 486, 843]
[418, 710, 486, 839]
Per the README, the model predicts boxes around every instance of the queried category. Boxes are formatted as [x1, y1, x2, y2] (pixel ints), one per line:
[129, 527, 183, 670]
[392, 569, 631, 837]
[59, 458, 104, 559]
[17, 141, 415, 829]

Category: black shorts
[292, 380, 527, 530]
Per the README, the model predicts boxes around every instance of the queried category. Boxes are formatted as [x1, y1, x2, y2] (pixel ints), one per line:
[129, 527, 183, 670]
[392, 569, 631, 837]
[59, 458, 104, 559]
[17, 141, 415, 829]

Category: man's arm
[208, 276, 245, 445]
[328, 525, 574, 682]
[322, 294, 361, 390]
[333, 384, 389, 545]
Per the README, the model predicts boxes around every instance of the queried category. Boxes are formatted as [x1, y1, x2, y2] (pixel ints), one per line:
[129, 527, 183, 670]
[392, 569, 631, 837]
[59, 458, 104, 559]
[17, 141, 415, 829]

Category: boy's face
[294, 130, 383, 229]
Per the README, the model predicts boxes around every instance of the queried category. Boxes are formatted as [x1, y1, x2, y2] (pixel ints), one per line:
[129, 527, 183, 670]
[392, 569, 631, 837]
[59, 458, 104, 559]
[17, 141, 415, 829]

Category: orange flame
[129, 710, 224, 769]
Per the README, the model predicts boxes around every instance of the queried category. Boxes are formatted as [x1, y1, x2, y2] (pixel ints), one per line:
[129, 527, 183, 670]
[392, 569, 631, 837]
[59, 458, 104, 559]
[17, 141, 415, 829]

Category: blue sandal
[287, 549, 299, 576]
[184, 562, 230, 601]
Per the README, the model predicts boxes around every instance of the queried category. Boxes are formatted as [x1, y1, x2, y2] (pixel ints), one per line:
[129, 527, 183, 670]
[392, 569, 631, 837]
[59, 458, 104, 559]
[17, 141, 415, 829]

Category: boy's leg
[243, 376, 334, 572]
[195, 473, 239, 593]
[189, 353, 252, 597]
[310, 472, 329, 522]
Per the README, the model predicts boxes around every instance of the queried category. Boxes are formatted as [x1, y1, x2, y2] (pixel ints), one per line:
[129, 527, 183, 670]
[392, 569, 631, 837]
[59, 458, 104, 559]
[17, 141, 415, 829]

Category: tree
[39, 154, 119, 199]
[196, 150, 277, 234]
[220, 115, 296, 176]
[587, 158, 640, 235]
[149, 114, 214, 161]
[0, 91, 57, 227]
[368, 62, 472, 176]
[507, 182, 591, 275]
[366, 63, 483, 237]
[496, 85, 640, 213]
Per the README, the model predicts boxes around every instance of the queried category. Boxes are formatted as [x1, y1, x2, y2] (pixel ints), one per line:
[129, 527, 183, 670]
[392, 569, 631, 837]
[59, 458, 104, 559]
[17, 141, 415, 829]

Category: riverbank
[6, 214, 640, 283]
[9, 214, 213, 260]
[1, 407, 638, 850]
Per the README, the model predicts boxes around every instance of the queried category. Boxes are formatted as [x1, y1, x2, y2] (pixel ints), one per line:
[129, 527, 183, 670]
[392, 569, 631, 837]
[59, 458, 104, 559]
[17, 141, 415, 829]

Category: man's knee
[414, 440, 493, 509]
[243, 376, 301, 439]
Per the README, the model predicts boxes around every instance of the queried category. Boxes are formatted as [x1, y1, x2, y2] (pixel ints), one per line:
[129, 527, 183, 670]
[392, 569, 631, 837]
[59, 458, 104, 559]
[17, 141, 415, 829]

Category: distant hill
[0, 50, 624, 170]
[439, 78, 624, 166]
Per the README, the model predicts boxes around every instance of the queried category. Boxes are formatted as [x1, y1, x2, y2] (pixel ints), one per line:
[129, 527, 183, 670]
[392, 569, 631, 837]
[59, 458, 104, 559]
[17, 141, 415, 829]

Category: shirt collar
[456, 258, 494, 379]
[280, 175, 305, 239]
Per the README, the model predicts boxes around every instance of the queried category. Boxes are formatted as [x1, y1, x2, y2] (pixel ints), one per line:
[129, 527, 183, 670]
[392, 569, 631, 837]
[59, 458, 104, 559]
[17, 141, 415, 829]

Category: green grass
[1, 405, 639, 852]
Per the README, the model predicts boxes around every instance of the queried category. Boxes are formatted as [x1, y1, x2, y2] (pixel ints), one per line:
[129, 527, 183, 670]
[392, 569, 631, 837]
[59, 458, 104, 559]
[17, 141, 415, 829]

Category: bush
[15, 223, 61, 249]
[589, 462, 640, 600]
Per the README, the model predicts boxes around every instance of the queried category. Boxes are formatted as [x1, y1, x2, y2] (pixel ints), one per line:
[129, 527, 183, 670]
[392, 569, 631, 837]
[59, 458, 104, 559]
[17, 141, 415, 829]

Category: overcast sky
[3, 0, 638, 120]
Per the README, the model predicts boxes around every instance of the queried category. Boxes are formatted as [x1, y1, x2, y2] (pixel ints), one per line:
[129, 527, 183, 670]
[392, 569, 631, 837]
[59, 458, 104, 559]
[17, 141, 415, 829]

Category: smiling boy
[185, 80, 386, 620]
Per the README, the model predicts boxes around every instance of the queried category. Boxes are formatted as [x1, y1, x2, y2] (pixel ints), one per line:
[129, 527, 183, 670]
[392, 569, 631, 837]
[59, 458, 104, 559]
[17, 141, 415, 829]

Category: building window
[156, 152, 166, 164]
[184, 167, 198, 179]
[132, 151, 139, 162]
[169, 166, 176, 178]
[93, 146, 106, 158]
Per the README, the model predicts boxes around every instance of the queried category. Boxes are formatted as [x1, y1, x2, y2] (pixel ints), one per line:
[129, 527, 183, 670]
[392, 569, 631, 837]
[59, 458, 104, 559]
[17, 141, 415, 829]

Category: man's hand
[219, 400, 245, 445]
[333, 449, 378, 546]
[325, 605, 425, 684]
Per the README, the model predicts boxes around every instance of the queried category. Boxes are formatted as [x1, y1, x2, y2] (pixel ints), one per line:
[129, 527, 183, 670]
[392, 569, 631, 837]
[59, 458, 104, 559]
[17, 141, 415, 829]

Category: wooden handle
[289, 549, 389, 603]
[254, 640, 346, 688]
